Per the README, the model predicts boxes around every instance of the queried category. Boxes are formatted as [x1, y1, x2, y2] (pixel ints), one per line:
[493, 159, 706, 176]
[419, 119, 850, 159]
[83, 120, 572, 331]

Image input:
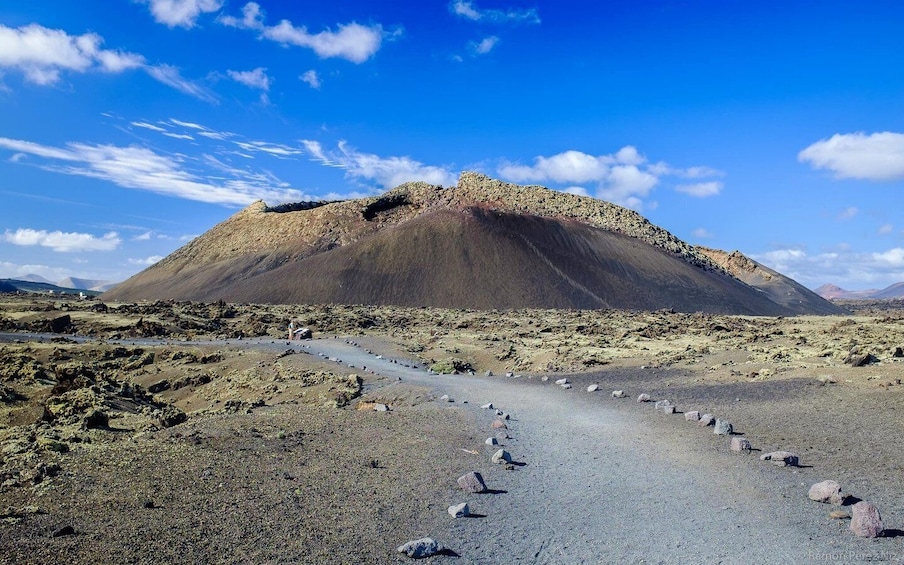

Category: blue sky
[1, 1, 904, 290]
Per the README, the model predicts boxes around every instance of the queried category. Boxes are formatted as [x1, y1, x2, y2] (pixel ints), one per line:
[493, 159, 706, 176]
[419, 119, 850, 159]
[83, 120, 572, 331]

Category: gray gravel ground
[295, 337, 902, 564]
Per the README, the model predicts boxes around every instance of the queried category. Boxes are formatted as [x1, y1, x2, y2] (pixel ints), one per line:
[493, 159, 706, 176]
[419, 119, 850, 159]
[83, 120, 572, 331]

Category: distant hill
[815, 283, 903, 300]
[0, 279, 103, 297]
[18, 273, 53, 284]
[104, 172, 843, 316]
[0, 281, 16, 293]
[58, 277, 115, 292]
[870, 282, 904, 299]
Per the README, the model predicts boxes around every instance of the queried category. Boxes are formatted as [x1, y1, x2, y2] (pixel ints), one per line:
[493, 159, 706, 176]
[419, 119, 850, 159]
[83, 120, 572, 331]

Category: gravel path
[279, 336, 893, 564]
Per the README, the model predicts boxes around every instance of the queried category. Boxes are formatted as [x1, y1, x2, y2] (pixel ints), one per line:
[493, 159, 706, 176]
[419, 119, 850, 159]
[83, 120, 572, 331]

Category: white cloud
[302, 140, 457, 188]
[163, 132, 194, 141]
[220, 2, 391, 63]
[0, 23, 145, 85]
[142, 0, 223, 28]
[799, 132, 904, 181]
[233, 140, 303, 158]
[450, 1, 541, 24]
[873, 248, 904, 267]
[500, 150, 613, 184]
[838, 206, 858, 220]
[168, 118, 207, 130]
[471, 36, 499, 55]
[145, 64, 217, 102]
[879, 223, 894, 235]
[0, 261, 72, 281]
[680, 165, 724, 179]
[128, 255, 164, 266]
[4, 228, 121, 252]
[228, 67, 270, 90]
[218, 1, 264, 28]
[300, 69, 321, 89]
[0, 136, 307, 206]
[676, 181, 723, 197]
[692, 228, 714, 239]
[752, 246, 904, 289]
[133, 231, 153, 241]
[131, 121, 167, 132]
[563, 186, 590, 197]
[498, 147, 722, 210]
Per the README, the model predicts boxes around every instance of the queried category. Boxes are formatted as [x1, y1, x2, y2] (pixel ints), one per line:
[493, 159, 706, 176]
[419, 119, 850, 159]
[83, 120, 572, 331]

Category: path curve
[249, 336, 858, 564]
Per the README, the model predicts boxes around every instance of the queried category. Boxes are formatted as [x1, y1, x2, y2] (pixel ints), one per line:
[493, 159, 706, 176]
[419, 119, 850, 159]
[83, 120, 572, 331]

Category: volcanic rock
[808, 480, 844, 505]
[457, 471, 487, 493]
[850, 501, 884, 538]
[398, 537, 443, 558]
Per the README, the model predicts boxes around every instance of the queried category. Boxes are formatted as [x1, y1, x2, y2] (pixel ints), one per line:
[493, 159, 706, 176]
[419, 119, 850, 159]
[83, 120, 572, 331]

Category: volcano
[103, 173, 843, 315]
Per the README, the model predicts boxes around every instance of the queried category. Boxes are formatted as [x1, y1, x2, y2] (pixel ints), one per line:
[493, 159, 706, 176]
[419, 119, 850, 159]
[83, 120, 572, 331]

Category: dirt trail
[256, 337, 890, 564]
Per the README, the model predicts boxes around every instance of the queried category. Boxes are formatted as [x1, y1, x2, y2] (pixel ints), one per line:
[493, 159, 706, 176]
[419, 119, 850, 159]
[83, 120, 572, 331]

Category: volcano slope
[103, 173, 842, 315]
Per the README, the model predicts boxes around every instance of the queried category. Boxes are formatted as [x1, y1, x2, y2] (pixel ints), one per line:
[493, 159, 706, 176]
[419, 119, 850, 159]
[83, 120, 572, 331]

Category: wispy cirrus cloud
[302, 140, 457, 188]
[3, 228, 121, 252]
[799, 132, 904, 181]
[140, 0, 223, 29]
[233, 140, 303, 158]
[450, 1, 540, 24]
[498, 147, 723, 210]
[130, 117, 297, 158]
[0, 136, 307, 206]
[145, 64, 216, 102]
[219, 2, 398, 64]
[130, 121, 166, 132]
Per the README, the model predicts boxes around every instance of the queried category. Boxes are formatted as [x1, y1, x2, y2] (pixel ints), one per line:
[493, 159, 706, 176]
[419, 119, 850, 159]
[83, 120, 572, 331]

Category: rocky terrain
[1, 295, 903, 562]
[103, 173, 841, 316]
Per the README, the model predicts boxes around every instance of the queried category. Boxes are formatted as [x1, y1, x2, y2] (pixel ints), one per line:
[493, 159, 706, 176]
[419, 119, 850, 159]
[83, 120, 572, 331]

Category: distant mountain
[0, 279, 103, 297]
[814, 283, 902, 300]
[57, 277, 114, 292]
[19, 273, 53, 284]
[872, 282, 904, 299]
